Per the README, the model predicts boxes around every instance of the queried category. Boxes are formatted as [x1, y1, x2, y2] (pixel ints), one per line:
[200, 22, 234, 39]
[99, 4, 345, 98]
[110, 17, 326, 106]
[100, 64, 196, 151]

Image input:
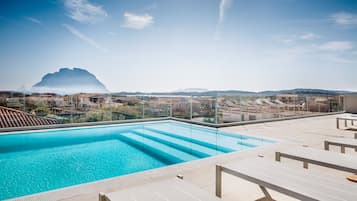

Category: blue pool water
[0, 120, 273, 200]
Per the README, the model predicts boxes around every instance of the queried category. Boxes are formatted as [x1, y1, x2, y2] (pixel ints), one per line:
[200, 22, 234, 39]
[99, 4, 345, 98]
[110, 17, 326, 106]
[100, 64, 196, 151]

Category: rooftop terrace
[10, 113, 356, 201]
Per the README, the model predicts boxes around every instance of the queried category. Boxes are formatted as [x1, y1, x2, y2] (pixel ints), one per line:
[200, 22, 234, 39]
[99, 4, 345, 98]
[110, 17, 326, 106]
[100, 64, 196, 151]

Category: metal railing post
[239, 96, 242, 121]
[142, 97, 145, 119]
[215, 95, 218, 124]
[70, 95, 73, 123]
[170, 98, 173, 117]
[190, 96, 193, 120]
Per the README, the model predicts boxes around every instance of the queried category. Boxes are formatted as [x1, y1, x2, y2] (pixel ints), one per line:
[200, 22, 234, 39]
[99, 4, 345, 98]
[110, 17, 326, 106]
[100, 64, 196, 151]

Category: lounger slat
[276, 147, 357, 173]
[220, 159, 357, 201]
[336, 116, 357, 129]
[326, 138, 357, 147]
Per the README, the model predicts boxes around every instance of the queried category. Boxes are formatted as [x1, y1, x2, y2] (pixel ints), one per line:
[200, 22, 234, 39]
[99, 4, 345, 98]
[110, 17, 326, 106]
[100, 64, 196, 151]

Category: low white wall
[344, 94, 357, 113]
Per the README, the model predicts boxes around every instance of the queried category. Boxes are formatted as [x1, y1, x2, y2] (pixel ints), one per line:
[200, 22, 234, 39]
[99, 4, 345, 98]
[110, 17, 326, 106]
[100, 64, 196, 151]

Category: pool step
[118, 132, 198, 164]
[144, 127, 234, 153]
[132, 129, 225, 158]
[147, 124, 260, 148]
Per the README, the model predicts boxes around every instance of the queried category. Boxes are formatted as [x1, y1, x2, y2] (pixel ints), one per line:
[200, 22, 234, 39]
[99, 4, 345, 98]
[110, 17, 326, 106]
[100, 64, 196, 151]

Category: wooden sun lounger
[324, 138, 357, 153]
[99, 177, 221, 201]
[216, 159, 357, 201]
[275, 147, 357, 173]
[336, 116, 357, 129]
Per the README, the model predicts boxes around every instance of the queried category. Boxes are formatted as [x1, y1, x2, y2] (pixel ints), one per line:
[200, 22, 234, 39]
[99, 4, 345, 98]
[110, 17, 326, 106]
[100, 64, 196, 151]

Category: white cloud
[64, 0, 108, 23]
[331, 12, 357, 26]
[219, 0, 233, 23]
[142, 3, 158, 11]
[277, 37, 294, 44]
[108, 32, 117, 36]
[25, 17, 42, 25]
[63, 24, 106, 52]
[215, 0, 233, 40]
[324, 56, 357, 64]
[299, 32, 318, 40]
[277, 32, 319, 44]
[122, 12, 154, 29]
[319, 41, 353, 51]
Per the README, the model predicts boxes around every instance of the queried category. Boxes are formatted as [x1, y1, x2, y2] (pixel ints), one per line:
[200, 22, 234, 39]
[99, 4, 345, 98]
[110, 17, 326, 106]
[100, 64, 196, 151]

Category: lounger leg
[352, 120, 354, 126]
[99, 192, 106, 201]
[303, 161, 309, 169]
[257, 185, 275, 201]
[355, 134, 357, 151]
[176, 174, 184, 180]
[324, 141, 329, 151]
[275, 152, 281, 162]
[341, 146, 346, 153]
[216, 164, 222, 198]
[337, 118, 340, 129]
[345, 120, 347, 127]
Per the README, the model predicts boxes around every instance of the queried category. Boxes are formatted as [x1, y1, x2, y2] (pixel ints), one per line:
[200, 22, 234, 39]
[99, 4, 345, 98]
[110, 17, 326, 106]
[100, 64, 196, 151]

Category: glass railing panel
[171, 96, 191, 120]
[5, 91, 26, 112]
[110, 95, 143, 121]
[143, 96, 170, 119]
[47, 93, 110, 124]
[218, 95, 243, 123]
[41, 93, 68, 124]
[27, 93, 50, 118]
[190, 96, 216, 124]
[0, 92, 345, 129]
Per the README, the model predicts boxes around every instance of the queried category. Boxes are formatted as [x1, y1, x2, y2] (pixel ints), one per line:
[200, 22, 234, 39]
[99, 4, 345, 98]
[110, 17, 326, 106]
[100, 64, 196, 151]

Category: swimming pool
[0, 120, 274, 200]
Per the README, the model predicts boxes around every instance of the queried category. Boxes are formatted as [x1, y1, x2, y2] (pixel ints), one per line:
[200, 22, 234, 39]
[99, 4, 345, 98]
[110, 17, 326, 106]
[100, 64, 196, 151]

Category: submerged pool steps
[146, 126, 258, 149]
[144, 127, 235, 153]
[131, 129, 225, 158]
[118, 132, 198, 164]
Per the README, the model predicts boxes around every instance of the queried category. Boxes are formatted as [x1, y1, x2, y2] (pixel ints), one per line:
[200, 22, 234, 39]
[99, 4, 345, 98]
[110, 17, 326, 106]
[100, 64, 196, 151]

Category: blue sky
[0, 0, 357, 92]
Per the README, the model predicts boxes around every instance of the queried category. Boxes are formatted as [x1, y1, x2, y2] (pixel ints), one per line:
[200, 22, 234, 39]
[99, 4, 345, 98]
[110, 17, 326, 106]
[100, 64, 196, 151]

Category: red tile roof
[0, 106, 57, 128]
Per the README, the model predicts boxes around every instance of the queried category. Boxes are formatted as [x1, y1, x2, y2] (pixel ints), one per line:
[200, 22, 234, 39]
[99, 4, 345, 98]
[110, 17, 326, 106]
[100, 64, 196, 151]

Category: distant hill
[259, 88, 354, 96]
[173, 88, 209, 93]
[113, 88, 356, 96]
[31, 68, 108, 94]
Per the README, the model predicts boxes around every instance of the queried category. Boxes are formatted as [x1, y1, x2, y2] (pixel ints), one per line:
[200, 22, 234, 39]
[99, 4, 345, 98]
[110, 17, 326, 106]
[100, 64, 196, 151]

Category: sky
[0, 0, 357, 92]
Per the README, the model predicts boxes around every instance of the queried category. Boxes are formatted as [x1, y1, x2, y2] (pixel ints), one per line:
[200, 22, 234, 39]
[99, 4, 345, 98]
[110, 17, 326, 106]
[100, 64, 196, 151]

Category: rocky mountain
[31, 68, 108, 94]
